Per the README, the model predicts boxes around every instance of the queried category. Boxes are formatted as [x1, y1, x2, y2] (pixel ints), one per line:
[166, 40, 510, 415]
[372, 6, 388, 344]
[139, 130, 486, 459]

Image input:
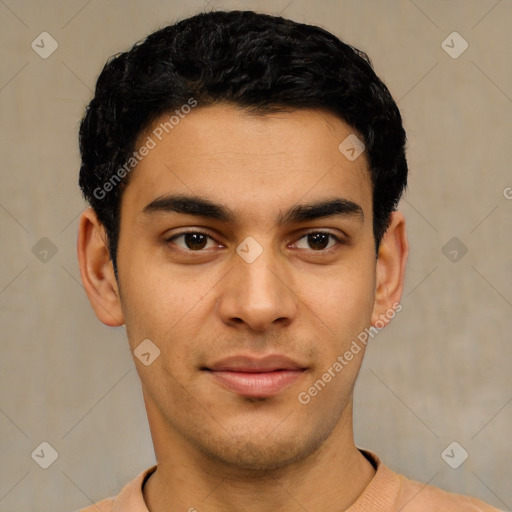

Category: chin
[196, 423, 333, 473]
[206, 440, 307, 472]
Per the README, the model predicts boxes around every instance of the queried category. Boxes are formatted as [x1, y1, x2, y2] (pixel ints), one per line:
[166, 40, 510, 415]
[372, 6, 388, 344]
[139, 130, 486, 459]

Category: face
[90, 104, 400, 471]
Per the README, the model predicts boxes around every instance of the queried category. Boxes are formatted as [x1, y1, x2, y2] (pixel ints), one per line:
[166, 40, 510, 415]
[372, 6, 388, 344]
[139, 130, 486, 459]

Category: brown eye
[169, 232, 215, 251]
[294, 232, 340, 251]
[307, 233, 330, 250]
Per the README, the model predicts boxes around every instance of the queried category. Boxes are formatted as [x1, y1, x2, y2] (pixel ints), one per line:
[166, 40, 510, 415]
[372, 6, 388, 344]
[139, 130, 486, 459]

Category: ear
[77, 207, 124, 326]
[371, 211, 408, 327]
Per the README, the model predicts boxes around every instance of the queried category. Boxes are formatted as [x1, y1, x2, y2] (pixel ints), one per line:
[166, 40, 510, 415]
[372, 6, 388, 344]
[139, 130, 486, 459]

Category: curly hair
[79, 10, 407, 274]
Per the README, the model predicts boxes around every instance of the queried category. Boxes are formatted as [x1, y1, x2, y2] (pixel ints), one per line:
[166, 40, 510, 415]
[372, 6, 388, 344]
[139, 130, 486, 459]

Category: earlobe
[371, 211, 409, 327]
[77, 207, 124, 327]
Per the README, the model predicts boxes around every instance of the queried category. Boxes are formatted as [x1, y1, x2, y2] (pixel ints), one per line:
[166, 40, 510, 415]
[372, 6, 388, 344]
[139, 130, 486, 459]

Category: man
[76, 9, 500, 511]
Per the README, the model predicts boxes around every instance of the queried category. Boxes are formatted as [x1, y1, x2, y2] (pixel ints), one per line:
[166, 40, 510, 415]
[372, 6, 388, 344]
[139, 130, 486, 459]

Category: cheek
[118, 259, 211, 375]
[302, 258, 376, 338]
[298, 268, 375, 406]
[117, 261, 172, 350]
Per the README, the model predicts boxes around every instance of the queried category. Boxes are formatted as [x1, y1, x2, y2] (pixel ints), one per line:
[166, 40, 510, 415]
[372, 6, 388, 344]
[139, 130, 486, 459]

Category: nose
[216, 242, 298, 332]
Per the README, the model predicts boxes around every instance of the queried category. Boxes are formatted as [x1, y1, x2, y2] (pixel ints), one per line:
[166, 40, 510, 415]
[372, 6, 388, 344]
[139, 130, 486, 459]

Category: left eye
[294, 232, 340, 251]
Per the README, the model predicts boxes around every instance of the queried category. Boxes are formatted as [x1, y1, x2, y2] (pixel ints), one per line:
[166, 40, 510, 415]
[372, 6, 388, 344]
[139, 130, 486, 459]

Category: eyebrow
[142, 194, 364, 225]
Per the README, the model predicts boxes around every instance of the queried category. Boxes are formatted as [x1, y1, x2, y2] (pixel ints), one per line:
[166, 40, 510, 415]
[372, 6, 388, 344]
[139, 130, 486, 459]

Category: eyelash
[165, 230, 344, 254]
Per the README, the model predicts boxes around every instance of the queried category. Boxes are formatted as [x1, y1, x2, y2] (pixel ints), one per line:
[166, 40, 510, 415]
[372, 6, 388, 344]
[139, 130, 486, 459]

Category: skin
[78, 104, 408, 512]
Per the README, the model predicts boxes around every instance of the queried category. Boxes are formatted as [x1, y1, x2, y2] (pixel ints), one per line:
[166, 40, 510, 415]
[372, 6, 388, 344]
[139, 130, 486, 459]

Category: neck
[142, 397, 375, 512]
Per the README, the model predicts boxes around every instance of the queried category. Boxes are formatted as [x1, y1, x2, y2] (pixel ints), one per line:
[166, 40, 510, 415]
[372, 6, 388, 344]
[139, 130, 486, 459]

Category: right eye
[166, 231, 221, 252]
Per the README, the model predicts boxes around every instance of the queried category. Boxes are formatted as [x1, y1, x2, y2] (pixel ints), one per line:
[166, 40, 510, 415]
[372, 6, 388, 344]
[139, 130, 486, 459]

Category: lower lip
[208, 370, 305, 398]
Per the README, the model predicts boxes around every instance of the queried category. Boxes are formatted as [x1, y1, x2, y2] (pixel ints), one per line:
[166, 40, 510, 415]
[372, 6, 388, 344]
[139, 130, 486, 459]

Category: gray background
[0, 0, 511, 510]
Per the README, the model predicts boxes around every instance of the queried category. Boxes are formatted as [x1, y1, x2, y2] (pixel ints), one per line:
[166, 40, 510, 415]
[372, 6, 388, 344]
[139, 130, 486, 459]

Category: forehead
[121, 105, 372, 223]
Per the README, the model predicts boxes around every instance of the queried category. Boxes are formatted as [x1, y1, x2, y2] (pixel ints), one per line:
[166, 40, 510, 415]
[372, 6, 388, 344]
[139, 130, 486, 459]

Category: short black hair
[79, 10, 407, 274]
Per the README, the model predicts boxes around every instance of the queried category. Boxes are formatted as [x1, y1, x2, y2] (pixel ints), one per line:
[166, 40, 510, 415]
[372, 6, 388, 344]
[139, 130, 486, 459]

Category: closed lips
[203, 355, 308, 398]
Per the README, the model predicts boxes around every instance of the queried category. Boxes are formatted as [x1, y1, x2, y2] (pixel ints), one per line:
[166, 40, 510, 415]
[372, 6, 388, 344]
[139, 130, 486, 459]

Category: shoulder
[358, 450, 502, 512]
[77, 496, 114, 511]
[75, 464, 156, 512]
[396, 473, 503, 511]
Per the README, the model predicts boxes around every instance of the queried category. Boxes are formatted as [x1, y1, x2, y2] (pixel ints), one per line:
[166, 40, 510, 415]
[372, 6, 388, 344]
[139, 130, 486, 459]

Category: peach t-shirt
[79, 450, 502, 511]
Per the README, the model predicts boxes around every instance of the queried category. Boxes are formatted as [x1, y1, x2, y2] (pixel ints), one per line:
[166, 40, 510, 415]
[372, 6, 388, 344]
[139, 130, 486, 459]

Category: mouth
[202, 355, 307, 398]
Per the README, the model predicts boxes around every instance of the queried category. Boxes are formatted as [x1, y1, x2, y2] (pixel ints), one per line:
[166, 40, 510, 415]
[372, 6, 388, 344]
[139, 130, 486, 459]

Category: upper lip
[205, 355, 307, 372]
